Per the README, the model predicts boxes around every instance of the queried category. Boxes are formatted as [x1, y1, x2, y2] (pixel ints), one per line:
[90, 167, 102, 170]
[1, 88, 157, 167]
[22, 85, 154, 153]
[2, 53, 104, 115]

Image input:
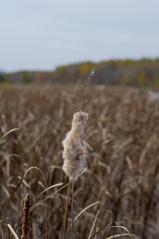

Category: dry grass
[0, 85, 159, 238]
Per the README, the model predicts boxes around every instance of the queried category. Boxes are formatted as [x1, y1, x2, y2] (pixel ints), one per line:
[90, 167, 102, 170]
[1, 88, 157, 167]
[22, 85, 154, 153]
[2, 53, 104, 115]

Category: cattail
[62, 111, 89, 179]
[21, 194, 32, 239]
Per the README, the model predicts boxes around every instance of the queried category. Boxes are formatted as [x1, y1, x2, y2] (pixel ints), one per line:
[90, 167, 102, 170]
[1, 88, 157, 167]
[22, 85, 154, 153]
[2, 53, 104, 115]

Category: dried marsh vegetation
[0, 85, 159, 238]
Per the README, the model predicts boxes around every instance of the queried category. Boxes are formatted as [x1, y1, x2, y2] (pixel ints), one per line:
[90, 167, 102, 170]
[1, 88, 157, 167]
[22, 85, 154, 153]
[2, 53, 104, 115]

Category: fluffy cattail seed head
[62, 112, 89, 180]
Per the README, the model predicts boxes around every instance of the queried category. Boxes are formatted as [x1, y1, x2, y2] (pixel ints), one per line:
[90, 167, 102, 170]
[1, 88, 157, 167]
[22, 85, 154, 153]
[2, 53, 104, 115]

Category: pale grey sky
[0, 0, 159, 71]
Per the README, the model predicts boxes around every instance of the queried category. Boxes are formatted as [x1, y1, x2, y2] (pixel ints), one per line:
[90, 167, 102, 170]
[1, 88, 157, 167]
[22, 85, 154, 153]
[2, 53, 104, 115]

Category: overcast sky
[0, 0, 159, 71]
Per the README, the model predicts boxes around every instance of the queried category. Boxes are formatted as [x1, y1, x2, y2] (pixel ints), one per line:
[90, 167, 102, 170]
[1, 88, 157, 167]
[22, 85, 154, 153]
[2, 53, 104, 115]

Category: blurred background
[1, 2, 159, 238]
[0, 0, 159, 87]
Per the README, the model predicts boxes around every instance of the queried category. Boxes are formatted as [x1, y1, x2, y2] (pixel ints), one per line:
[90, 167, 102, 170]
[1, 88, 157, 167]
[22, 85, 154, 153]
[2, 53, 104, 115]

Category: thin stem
[71, 179, 74, 239]
[62, 180, 71, 239]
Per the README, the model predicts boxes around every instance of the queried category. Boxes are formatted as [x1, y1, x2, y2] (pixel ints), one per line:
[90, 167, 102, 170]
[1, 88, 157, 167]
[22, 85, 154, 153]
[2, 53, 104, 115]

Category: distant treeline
[1, 59, 159, 87]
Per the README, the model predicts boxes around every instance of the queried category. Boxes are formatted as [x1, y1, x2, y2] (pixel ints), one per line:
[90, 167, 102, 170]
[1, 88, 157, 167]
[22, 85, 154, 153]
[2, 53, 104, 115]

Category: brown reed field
[0, 85, 159, 239]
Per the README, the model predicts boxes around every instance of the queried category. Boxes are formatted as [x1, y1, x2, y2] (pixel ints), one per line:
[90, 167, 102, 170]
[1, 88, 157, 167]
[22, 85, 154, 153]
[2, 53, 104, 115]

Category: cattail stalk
[62, 112, 89, 239]
[62, 180, 71, 239]
[70, 180, 74, 239]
